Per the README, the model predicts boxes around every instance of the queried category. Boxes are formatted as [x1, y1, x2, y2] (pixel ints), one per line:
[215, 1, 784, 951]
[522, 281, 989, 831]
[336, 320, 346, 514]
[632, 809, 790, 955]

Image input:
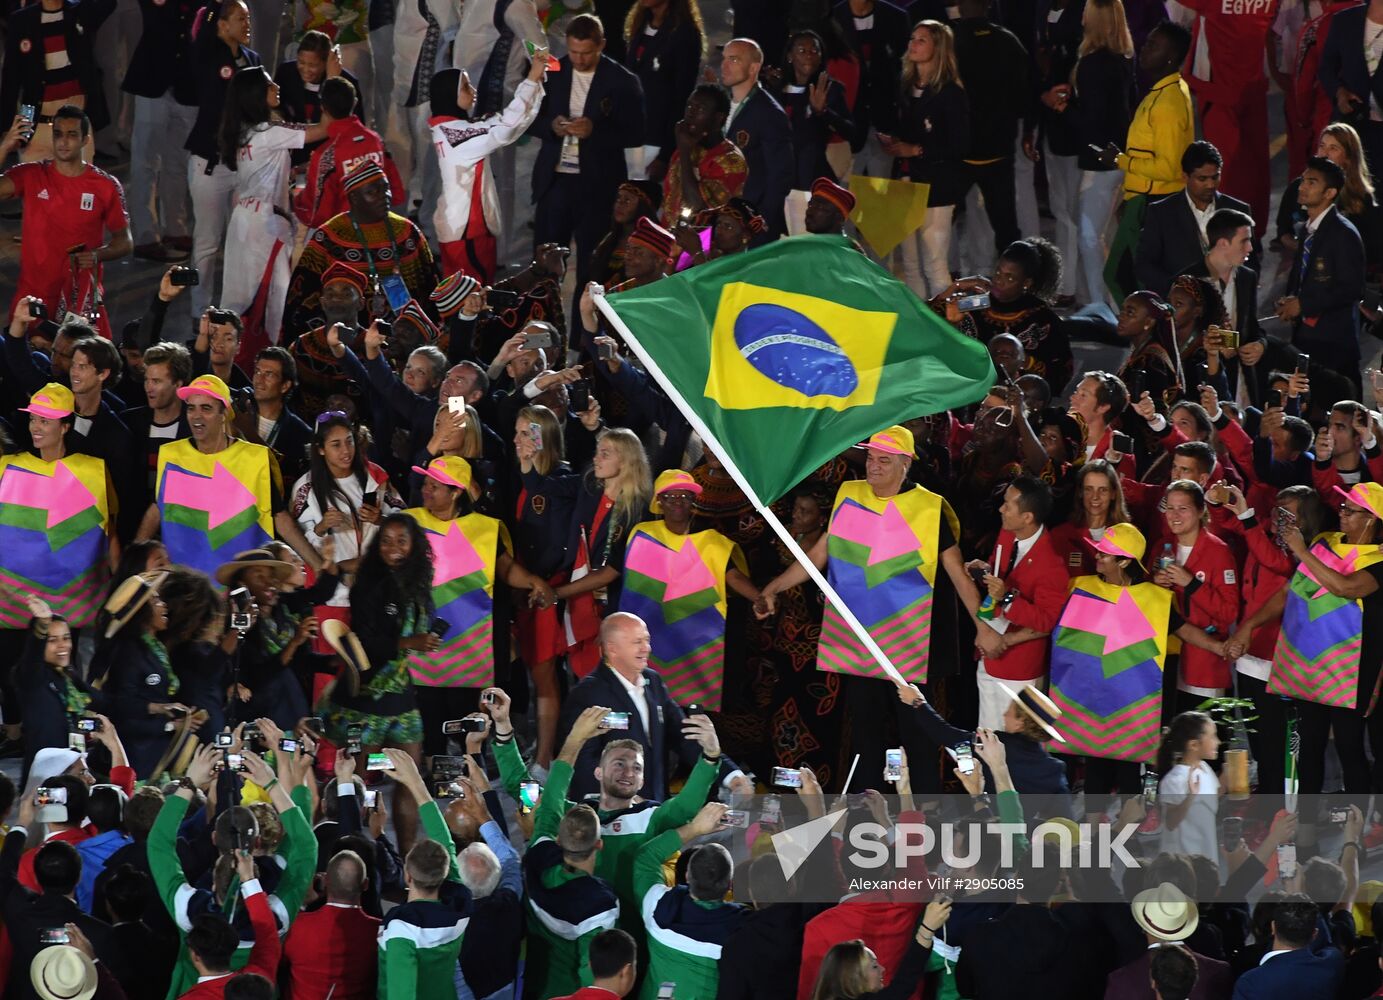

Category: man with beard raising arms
[485, 684, 722, 943]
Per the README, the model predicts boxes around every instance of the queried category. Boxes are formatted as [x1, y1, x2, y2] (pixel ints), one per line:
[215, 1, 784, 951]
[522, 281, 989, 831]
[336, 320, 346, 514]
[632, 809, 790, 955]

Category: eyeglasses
[1340, 504, 1371, 517]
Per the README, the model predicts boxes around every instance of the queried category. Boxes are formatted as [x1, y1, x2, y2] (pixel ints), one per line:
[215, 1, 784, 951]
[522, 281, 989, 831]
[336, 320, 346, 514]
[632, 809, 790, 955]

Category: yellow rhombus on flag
[847, 175, 931, 258]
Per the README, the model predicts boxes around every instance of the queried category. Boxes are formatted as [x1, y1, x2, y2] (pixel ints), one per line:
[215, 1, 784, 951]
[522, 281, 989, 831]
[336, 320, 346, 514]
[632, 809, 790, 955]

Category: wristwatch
[175, 776, 197, 792]
[1000, 590, 1018, 610]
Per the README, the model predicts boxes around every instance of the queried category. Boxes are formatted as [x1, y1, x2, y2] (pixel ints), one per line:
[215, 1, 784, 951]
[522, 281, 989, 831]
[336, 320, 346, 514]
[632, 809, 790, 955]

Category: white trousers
[896, 204, 955, 299]
[1077, 169, 1124, 311]
[222, 201, 294, 344]
[976, 660, 1038, 732]
[340, 40, 376, 124]
[128, 95, 194, 245]
[187, 156, 238, 315]
[1045, 141, 1082, 298]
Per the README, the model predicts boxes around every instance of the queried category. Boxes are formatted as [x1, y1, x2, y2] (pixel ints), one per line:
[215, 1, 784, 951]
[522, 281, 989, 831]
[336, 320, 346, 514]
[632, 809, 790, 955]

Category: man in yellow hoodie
[1099, 20, 1196, 304]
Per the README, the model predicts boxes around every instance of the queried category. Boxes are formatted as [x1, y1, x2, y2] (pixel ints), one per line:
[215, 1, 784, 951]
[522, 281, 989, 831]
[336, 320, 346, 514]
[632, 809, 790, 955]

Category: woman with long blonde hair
[887, 20, 969, 298]
[1068, 0, 1134, 311]
[624, 0, 708, 182]
[512, 403, 580, 766]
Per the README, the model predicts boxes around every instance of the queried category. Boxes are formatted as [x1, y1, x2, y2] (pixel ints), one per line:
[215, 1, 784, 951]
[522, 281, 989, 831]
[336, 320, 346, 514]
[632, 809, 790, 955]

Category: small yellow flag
[847, 176, 931, 258]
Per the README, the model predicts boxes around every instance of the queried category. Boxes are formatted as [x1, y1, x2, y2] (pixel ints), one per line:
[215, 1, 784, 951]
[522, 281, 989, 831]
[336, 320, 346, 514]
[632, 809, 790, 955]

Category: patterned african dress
[661, 140, 748, 226]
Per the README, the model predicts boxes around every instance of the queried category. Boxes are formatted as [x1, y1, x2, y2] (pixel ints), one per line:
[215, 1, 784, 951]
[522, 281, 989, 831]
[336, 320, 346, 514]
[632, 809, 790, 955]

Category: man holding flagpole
[757, 424, 998, 788]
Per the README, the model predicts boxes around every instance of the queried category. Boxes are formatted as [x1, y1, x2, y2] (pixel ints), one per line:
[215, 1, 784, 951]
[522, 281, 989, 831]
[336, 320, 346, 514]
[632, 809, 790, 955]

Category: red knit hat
[321, 261, 369, 298]
[810, 176, 856, 217]
[627, 217, 676, 260]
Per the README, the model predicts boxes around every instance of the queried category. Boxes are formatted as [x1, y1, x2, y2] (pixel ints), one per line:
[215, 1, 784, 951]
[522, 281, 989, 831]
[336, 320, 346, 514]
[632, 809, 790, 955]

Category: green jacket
[150, 785, 316, 1000]
[378, 799, 466, 1000]
[522, 757, 621, 999]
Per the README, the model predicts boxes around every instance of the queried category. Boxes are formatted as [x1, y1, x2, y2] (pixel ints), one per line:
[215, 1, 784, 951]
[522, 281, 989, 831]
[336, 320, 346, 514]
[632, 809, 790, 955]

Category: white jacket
[431, 78, 545, 243]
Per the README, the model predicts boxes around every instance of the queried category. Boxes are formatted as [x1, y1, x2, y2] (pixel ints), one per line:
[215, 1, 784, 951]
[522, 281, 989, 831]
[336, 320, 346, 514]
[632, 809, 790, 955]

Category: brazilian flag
[601, 235, 995, 502]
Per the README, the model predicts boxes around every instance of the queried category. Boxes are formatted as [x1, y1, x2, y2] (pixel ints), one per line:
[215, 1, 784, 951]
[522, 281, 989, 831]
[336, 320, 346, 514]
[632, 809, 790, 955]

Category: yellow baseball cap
[1085, 522, 1147, 563]
[649, 469, 702, 514]
[1335, 482, 1383, 521]
[176, 374, 232, 409]
[412, 455, 472, 491]
[20, 383, 74, 419]
[855, 424, 915, 456]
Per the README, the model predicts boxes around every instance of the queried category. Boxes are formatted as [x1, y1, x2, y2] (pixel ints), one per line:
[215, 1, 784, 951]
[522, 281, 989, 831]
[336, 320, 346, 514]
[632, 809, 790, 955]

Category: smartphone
[601, 711, 631, 730]
[169, 266, 200, 287]
[448, 395, 466, 415]
[347, 723, 363, 756]
[686, 703, 706, 716]
[761, 793, 783, 825]
[1329, 806, 1350, 824]
[771, 766, 803, 788]
[215, 732, 234, 748]
[432, 755, 468, 778]
[955, 292, 990, 313]
[1277, 842, 1298, 879]
[225, 754, 246, 772]
[435, 782, 464, 799]
[362, 789, 378, 810]
[68, 732, 86, 753]
[429, 617, 451, 639]
[721, 809, 749, 828]
[1221, 816, 1243, 854]
[167, 706, 187, 719]
[39, 928, 70, 945]
[19, 104, 36, 124]
[519, 780, 541, 815]
[568, 382, 590, 413]
[527, 422, 544, 451]
[374, 320, 393, 338]
[35, 787, 68, 807]
[522, 327, 554, 351]
[596, 340, 617, 361]
[657, 984, 676, 1000]
[228, 586, 253, 632]
[1297, 352, 1311, 373]
[442, 718, 488, 735]
[75, 718, 102, 733]
[1142, 770, 1159, 806]
[366, 752, 395, 771]
[884, 748, 903, 783]
[1111, 431, 1134, 453]
[241, 724, 262, 747]
[303, 717, 324, 735]
[362, 490, 378, 508]
[968, 566, 987, 589]
[278, 738, 301, 754]
[487, 288, 520, 309]
[29, 300, 48, 321]
[1272, 389, 1287, 410]
[952, 743, 975, 775]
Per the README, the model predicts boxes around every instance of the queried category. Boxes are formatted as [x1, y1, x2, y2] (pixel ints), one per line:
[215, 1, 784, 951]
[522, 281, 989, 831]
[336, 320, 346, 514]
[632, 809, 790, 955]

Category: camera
[228, 587, 253, 632]
[75, 718, 101, 733]
[442, 718, 488, 735]
[279, 738, 300, 754]
[169, 266, 200, 287]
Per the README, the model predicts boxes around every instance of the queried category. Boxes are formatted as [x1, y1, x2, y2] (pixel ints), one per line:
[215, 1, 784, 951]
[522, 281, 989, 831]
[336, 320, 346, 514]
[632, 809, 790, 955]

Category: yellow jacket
[1117, 72, 1195, 200]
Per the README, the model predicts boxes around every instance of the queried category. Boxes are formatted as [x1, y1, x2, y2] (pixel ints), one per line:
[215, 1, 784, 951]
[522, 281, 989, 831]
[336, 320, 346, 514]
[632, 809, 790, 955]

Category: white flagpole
[593, 286, 910, 689]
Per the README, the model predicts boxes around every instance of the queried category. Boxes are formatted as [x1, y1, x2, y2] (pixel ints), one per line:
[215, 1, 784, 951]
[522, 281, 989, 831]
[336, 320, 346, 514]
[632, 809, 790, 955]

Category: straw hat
[321, 619, 371, 698]
[1131, 882, 1199, 942]
[996, 682, 1066, 743]
[31, 946, 97, 1000]
[102, 571, 168, 639]
[214, 548, 293, 587]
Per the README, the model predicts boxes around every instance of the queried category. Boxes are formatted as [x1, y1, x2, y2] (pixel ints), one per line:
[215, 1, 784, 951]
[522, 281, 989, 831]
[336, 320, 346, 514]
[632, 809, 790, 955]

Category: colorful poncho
[815, 481, 957, 684]
[1269, 533, 1383, 711]
[619, 520, 748, 709]
[155, 439, 275, 580]
[0, 452, 110, 628]
[1048, 575, 1173, 763]
[403, 507, 511, 688]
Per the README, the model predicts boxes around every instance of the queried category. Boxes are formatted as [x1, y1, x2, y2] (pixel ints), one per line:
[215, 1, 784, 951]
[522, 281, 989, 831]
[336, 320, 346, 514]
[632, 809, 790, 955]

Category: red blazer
[983, 528, 1069, 681]
[1219, 513, 1294, 660]
[176, 885, 280, 1000]
[1049, 522, 1097, 578]
[1150, 530, 1241, 689]
[282, 901, 381, 1000]
[1312, 448, 1383, 508]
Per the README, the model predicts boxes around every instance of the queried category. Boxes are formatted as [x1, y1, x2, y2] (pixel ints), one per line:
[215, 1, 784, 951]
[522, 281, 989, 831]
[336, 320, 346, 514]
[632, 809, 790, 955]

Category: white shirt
[1260, 949, 1295, 966]
[1186, 191, 1215, 251]
[235, 123, 307, 208]
[558, 70, 596, 174]
[291, 466, 397, 606]
[611, 667, 650, 734]
[1159, 762, 1220, 860]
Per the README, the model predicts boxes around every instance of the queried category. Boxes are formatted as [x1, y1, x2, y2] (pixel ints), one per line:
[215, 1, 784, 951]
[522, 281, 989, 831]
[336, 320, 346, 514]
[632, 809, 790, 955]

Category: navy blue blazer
[725, 85, 794, 238]
[1231, 943, 1344, 999]
[1318, 5, 1383, 120]
[1287, 204, 1366, 359]
[555, 663, 739, 801]
[1134, 189, 1259, 297]
[531, 53, 645, 204]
